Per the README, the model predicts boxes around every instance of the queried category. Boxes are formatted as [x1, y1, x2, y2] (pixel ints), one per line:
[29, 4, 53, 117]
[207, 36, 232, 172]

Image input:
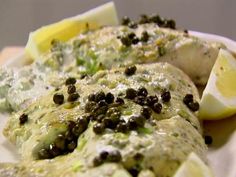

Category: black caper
[161, 91, 171, 102]
[116, 122, 128, 133]
[152, 102, 162, 114]
[146, 95, 158, 107]
[106, 107, 121, 120]
[132, 36, 140, 45]
[183, 94, 194, 105]
[115, 97, 125, 105]
[80, 73, 88, 79]
[140, 106, 152, 119]
[126, 88, 137, 99]
[19, 113, 28, 125]
[67, 140, 77, 152]
[128, 117, 138, 130]
[67, 85, 76, 94]
[107, 150, 122, 162]
[125, 65, 137, 76]
[64, 131, 75, 142]
[141, 31, 149, 42]
[137, 87, 148, 97]
[67, 93, 80, 102]
[93, 123, 105, 134]
[128, 166, 140, 177]
[204, 135, 213, 145]
[72, 117, 88, 136]
[100, 151, 109, 160]
[85, 101, 97, 113]
[133, 153, 144, 161]
[49, 144, 61, 157]
[94, 106, 108, 116]
[53, 93, 64, 105]
[121, 16, 131, 25]
[166, 19, 176, 29]
[149, 14, 161, 24]
[67, 120, 77, 130]
[54, 134, 66, 150]
[88, 93, 96, 101]
[38, 148, 51, 159]
[134, 96, 146, 106]
[187, 101, 200, 112]
[93, 156, 103, 167]
[95, 91, 106, 103]
[128, 21, 138, 29]
[65, 77, 76, 85]
[120, 36, 132, 47]
[128, 32, 136, 39]
[102, 117, 116, 129]
[98, 100, 108, 107]
[139, 14, 150, 24]
[96, 114, 105, 123]
[134, 115, 146, 127]
[105, 92, 114, 104]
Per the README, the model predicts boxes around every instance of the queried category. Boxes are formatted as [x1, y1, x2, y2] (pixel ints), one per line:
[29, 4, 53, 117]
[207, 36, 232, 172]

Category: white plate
[0, 31, 236, 177]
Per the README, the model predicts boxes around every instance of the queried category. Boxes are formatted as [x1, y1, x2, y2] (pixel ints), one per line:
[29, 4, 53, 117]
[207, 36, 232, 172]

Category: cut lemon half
[25, 2, 118, 60]
[199, 49, 236, 120]
[173, 152, 214, 177]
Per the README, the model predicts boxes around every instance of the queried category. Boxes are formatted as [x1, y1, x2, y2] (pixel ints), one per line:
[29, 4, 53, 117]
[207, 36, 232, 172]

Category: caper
[95, 91, 106, 103]
[152, 102, 162, 114]
[65, 77, 76, 85]
[134, 96, 146, 106]
[38, 148, 51, 159]
[49, 144, 61, 157]
[54, 134, 66, 150]
[67, 92, 80, 102]
[98, 100, 108, 107]
[140, 106, 152, 119]
[146, 95, 158, 107]
[105, 92, 114, 104]
[85, 101, 97, 113]
[53, 93, 64, 105]
[67, 140, 77, 152]
[107, 150, 122, 162]
[88, 93, 96, 101]
[124, 65, 137, 76]
[93, 123, 105, 134]
[141, 31, 149, 42]
[67, 85, 76, 94]
[115, 97, 125, 105]
[121, 16, 131, 25]
[126, 88, 137, 99]
[161, 91, 171, 102]
[116, 122, 128, 133]
[19, 113, 28, 125]
[120, 36, 132, 47]
[93, 156, 103, 167]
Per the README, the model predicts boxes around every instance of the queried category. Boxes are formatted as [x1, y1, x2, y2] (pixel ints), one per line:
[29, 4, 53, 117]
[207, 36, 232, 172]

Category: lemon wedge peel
[25, 2, 118, 59]
[199, 49, 236, 120]
[173, 152, 214, 177]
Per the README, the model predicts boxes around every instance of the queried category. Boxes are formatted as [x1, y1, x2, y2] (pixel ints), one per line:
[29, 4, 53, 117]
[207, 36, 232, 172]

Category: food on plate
[199, 49, 236, 120]
[2, 63, 207, 177]
[173, 152, 214, 177]
[2, 2, 235, 177]
[25, 2, 118, 60]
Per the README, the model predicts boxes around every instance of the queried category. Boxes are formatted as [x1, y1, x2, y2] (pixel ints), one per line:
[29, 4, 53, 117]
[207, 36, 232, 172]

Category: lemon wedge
[173, 152, 214, 177]
[199, 49, 236, 120]
[25, 2, 118, 59]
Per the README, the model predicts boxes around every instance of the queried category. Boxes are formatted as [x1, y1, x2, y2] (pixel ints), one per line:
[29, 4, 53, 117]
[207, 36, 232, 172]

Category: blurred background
[0, 0, 235, 49]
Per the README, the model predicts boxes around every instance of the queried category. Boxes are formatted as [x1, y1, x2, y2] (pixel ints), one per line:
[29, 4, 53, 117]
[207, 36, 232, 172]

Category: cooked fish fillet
[2, 63, 206, 177]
